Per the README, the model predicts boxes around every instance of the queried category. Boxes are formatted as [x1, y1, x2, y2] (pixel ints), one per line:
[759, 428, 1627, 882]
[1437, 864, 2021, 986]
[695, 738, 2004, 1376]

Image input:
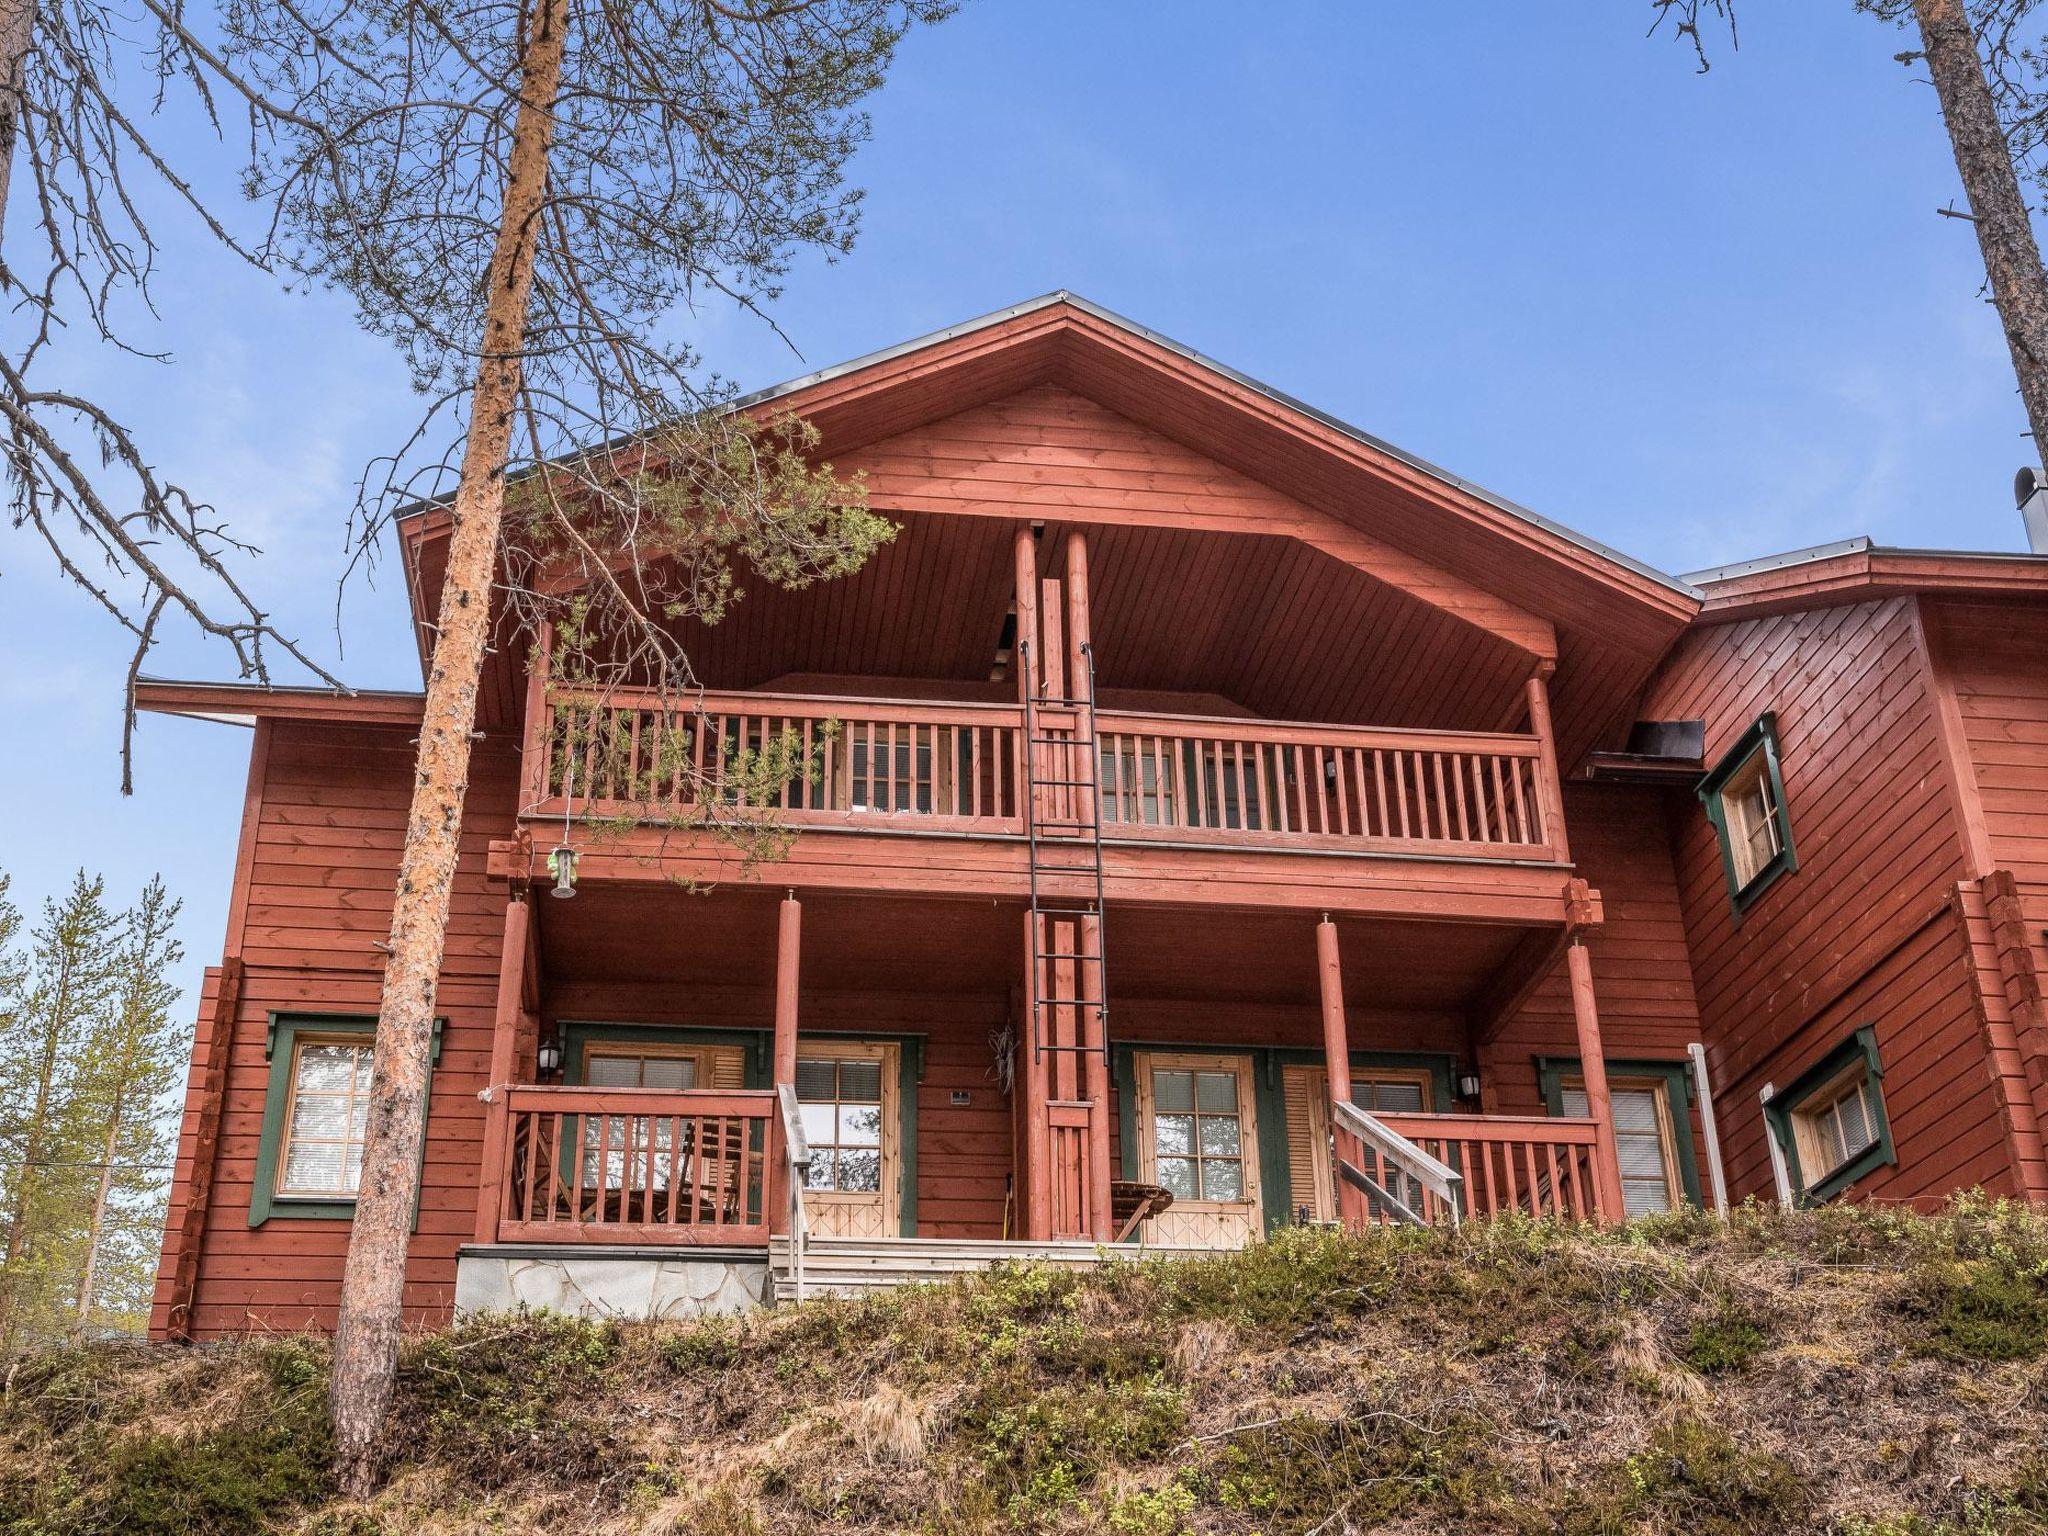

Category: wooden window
[1765, 1027, 1894, 1204]
[797, 1054, 887, 1195]
[1698, 713, 1797, 912]
[249, 1014, 440, 1226]
[276, 1036, 374, 1199]
[1151, 1065, 1247, 1202]
[1562, 1077, 1682, 1217]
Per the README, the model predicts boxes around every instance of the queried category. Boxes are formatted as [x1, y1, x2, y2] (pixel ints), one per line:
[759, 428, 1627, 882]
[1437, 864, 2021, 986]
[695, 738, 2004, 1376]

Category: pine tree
[69, 878, 183, 1338]
[0, 872, 119, 1351]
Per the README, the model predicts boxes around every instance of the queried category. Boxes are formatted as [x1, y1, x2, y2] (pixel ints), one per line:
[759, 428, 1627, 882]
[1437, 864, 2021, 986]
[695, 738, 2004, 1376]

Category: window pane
[282, 1138, 346, 1193]
[1153, 1070, 1194, 1113]
[839, 1104, 883, 1147]
[291, 1093, 350, 1140]
[297, 1044, 358, 1093]
[1156, 1157, 1197, 1199]
[1622, 1179, 1672, 1217]
[1153, 1114, 1194, 1157]
[1617, 1135, 1668, 1178]
[800, 1102, 837, 1144]
[838, 1061, 883, 1102]
[1201, 1159, 1244, 1203]
[1194, 1072, 1237, 1114]
[837, 1149, 882, 1192]
[1198, 1114, 1242, 1158]
[640, 1056, 696, 1091]
[804, 1150, 837, 1190]
[795, 1059, 837, 1100]
[1561, 1087, 1589, 1118]
[1836, 1087, 1874, 1158]
[1362, 1079, 1425, 1113]
[1611, 1090, 1661, 1134]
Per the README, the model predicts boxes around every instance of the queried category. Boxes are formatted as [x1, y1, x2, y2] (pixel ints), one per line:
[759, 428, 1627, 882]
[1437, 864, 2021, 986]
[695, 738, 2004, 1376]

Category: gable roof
[398, 292, 1705, 758]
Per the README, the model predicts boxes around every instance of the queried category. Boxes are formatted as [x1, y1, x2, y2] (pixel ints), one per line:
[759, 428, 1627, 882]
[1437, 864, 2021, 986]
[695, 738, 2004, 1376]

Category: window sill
[1797, 1140, 1894, 1207]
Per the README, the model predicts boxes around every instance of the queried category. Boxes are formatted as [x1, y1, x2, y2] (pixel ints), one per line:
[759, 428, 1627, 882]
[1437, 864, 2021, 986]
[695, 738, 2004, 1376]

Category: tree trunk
[1914, 0, 2048, 458]
[0, 0, 36, 255]
[327, 0, 569, 1495]
[0, 956, 70, 1349]
[71, 1083, 122, 1336]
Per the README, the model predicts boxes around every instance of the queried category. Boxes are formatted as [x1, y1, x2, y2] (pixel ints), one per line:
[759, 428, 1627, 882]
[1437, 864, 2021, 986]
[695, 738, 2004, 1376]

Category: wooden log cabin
[139, 294, 2048, 1335]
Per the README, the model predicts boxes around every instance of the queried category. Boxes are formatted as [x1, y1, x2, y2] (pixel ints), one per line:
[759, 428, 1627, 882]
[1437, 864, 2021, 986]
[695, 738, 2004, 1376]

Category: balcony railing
[522, 686, 1563, 861]
[1367, 1111, 1610, 1223]
[487, 1086, 773, 1245]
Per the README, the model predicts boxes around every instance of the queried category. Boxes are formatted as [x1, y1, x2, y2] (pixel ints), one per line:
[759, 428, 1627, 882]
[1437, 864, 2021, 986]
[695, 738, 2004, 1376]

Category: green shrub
[1908, 1260, 2048, 1362]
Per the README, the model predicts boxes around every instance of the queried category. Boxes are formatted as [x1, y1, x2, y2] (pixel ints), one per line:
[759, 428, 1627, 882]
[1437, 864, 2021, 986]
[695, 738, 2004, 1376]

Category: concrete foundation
[454, 1245, 771, 1321]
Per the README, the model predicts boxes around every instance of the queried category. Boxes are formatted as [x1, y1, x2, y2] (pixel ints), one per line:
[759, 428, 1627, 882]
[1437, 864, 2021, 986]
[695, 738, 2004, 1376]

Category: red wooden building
[139, 295, 2048, 1335]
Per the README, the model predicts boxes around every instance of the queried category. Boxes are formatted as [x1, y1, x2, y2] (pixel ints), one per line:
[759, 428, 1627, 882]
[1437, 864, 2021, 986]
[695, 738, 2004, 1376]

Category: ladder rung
[1036, 951, 1102, 962]
[1029, 776, 1098, 788]
[1034, 999, 1107, 1011]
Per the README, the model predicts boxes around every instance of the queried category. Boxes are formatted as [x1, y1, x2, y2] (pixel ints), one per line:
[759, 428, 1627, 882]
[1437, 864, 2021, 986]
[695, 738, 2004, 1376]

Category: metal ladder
[1020, 638, 1109, 1067]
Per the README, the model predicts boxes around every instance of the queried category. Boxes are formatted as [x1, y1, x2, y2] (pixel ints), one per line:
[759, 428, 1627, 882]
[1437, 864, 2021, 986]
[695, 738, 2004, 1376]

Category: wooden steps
[766, 1235, 1219, 1302]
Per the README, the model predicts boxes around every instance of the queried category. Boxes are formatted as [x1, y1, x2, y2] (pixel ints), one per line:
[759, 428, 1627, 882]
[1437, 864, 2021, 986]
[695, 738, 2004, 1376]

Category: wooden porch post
[770, 894, 801, 1233]
[1317, 917, 1367, 1226]
[1022, 908, 1053, 1240]
[1013, 524, 1041, 702]
[1566, 937, 1626, 1221]
[1081, 912, 1112, 1240]
[474, 891, 532, 1244]
[1524, 670, 1571, 863]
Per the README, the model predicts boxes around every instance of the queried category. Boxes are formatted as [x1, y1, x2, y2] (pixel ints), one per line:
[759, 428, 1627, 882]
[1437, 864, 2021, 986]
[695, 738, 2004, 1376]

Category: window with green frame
[1536, 1056, 1704, 1216]
[1697, 712, 1797, 914]
[249, 1013, 440, 1226]
[1764, 1026, 1895, 1205]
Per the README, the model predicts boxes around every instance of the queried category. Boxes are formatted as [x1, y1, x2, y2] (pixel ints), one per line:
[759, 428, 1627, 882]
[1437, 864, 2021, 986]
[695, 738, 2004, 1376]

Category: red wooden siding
[1639, 596, 2015, 1203]
[1485, 781, 1709, 1172]
[149, 721, 519, 1339]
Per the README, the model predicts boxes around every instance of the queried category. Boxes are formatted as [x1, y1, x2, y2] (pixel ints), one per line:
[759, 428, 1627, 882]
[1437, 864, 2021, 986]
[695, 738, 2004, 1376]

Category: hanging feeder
[547, 844, 579, 899]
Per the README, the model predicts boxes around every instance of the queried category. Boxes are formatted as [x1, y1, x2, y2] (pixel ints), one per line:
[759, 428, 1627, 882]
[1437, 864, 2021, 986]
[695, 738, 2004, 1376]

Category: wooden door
[795, 1040, 901, 1240]
[1133, 1052, 1262, 1248]
[1280, 1065, 1434, 1224]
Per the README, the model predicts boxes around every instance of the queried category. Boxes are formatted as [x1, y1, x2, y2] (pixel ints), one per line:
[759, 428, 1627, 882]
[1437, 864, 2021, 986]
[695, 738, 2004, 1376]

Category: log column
[1317, 917, 1368, 1226]
[1013, 524, 1041, 702]
[473, 891, 532, 1244]
[1566, 936, 1627, 1221]
[770, 893, 802, 1233]
[1081, 911, 1112, 1240]
[1524, 669, 1571, 862]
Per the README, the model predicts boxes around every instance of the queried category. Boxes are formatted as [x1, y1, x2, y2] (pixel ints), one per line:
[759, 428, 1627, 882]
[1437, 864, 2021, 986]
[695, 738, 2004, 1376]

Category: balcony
[518, 685, 1566, 864]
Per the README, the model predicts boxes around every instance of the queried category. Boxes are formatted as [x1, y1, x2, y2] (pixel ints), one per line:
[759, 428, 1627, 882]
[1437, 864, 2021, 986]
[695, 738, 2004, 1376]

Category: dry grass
[3, 1200, 2047, 1534]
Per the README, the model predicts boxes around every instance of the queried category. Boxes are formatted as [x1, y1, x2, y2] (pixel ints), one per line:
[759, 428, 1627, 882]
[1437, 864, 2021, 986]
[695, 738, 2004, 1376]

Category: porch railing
[491, 1086, 773, 1244]
[522, 686, 1562, 861]
[1092, 711, 1554, 856]
[1357, 1110, 1612, 1224]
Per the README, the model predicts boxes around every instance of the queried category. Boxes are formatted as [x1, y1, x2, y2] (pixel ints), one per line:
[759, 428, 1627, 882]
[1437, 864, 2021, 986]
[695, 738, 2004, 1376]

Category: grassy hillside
[3, 1201, 2047, 1534]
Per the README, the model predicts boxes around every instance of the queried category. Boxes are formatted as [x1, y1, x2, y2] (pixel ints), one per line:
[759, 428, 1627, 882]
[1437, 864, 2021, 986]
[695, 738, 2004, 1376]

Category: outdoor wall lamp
[536, 1034, 564, 1078]
[1458, 1071, 1482, 1101]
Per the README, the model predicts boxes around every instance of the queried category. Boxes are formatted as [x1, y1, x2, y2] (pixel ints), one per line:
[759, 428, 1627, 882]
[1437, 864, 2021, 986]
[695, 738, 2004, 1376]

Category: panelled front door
[796, 1039, 901, 1239]
[1132, 1052, 1262, 1248]
[1280, 1064, 1434, 1225]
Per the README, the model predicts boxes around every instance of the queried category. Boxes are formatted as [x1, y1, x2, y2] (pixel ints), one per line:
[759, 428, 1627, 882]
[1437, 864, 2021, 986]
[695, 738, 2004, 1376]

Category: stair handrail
[779, 1083, 811, 1302]
[1331, 1100, 1464, 1226]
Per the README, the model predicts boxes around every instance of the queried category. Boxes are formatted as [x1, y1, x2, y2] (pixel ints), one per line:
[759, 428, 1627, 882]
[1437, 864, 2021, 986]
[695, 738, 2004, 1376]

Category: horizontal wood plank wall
[1639, 597, 2009, 1203]
[832, 383, 1538, 730]
[1484, 781, 1709, 1171]
[150, 720, 519, 1339]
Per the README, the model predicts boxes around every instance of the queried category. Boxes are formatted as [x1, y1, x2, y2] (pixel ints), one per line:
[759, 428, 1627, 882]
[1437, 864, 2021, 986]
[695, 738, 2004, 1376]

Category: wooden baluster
[1478, 1137, 1499, 1217]
[1431, 752, 1452, 841]
[1332, 748, 1350, 836]
[1391, 752, 1410, 838]
[1450, 754, 1471, 841]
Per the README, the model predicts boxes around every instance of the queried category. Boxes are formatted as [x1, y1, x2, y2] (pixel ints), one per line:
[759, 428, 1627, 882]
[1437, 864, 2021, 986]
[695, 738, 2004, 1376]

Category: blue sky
[0, 3, 2031, 1013]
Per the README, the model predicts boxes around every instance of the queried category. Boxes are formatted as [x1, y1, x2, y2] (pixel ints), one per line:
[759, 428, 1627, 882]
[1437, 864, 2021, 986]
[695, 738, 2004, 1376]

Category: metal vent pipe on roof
[2015, 466, 2048, 554]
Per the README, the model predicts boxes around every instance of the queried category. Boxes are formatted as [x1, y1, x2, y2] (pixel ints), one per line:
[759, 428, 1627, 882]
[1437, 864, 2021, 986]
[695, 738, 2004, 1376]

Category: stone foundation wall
[454, 1246, 770, 1321]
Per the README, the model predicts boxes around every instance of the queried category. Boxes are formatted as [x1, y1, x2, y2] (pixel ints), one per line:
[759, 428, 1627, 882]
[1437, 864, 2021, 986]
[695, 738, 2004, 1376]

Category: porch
[461, 886, 1627, 1312]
